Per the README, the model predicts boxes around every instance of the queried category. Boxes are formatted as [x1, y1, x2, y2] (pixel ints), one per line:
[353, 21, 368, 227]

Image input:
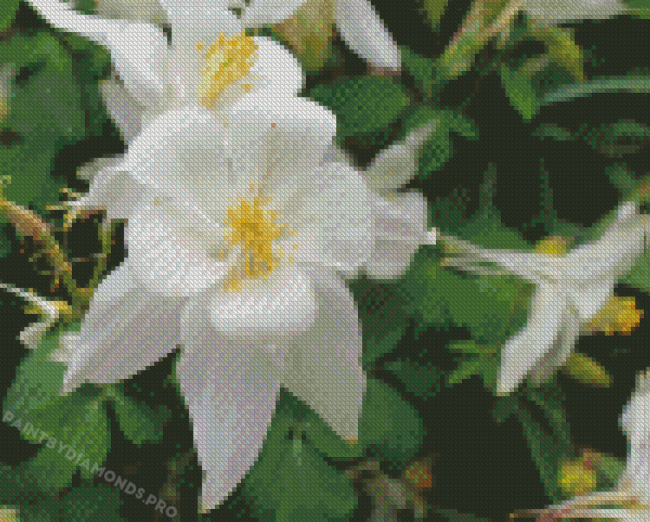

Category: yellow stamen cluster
[559, 458, 598, 496]
[586, 295, 643, 336]
[197, 32, 258, 110]
[223, 193, 294, 292]
[534, 236, 571, 256]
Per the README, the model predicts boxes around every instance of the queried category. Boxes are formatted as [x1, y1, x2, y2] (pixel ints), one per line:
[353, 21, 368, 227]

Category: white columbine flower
[445, 201, 648, 395]
[53, 95, 432, 511]
[29, 0, 306, 146]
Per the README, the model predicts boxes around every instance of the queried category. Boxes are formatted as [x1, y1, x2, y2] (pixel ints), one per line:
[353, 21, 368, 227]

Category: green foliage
[582, 120, 650, 158]
[0, 0, 20, 31]
[307, 76, 411, 148]
[109, 387, 170, 447]
[541, 74, 650, 104]
[359, 377, 425, 471]
[499, 64, 542, 121]
[385, 357, 446, 400]
[243, 389, 357, 522]
[3, 325, 112, 490]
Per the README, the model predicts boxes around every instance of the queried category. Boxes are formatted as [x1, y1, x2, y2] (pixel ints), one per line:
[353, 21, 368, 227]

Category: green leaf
[492, 394, 519, 424]
[244, 390, 357, 522]
[0, 0, 20, 31]
[385, 358, 446, 400]
[532, 123, 576, 142]
[400, 47, 439, 100]
[60, 482, 125, 522]
[516, 403, 571, 502]
[623, 248, 650, 293]
[21, 443, 80, 492]
[528, 26, 585, 84]
[524, 380, 572, 449]
[594, 454, 626, 488]
[110, 388, 169, 446]
[360, 377, 425, 471]
[541, 75, 650, 104]
[499, 64, 542, 121]
[307, 76, 411, 146]
[421, 0, 449, 28]
[349, 277, 410, 369]
[582, 120, 650, 158]
[447, 357, 482, 386]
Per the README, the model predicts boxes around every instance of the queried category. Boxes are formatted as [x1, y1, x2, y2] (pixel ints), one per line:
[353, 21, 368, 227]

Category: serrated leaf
[110, 389, 168, 446]
[385, 358, 446, 400]
[500, 64, 542, 121]
[524, 380, 572, 448]
[447, 357, 482, 386]
[563, 352, 612, 387]
[360, 377, 425, 471]
[308, 76, 411, 145]
[244, 389, 356, 522]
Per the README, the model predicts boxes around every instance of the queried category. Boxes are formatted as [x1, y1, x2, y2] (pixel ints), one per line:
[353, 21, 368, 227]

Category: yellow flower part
[223, 193, 295, 292]
[586, 296, 643, 336]
[534, 236, 572, 256]
[197, 32, 258, 110]
[559, 459, 598, 497]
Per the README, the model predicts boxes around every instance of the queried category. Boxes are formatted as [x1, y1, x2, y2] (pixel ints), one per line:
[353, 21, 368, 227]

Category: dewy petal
[209, 266, 318, 341]
[179, 294, 281, 511]
[497, 283, 566, 395]
[279, 268, 366, 439]
[364, 121, 436, 195]
[100, 76, 146, 144]
[240, 0, 305, 26]
[335, 0, 400, 70]
[127, 202, 230, 296]
[61, 260, 183, 394]
[228, 95, 336, 196]
[29, 1, 168, 106]
[288, 161, 373, 274]
[364, 190, 428, 280]
[529, 302, 581, 386]
[70, 168, 151, 222]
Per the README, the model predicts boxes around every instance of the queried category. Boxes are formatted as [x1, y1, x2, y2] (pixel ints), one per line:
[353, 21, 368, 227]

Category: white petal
[70, 168, 150, 221]
[335, 0, 400, 70]
[123, 107, 236, 221]
[562, 212, 646, 282]
[30, 1, 169, 107]
[127, 202, 230, 296]
[75, 154, 123, 182]
[364, 121, 436, 194]
[288, 161, 373, 273]
[529, 303, 581, 385]
[520, 0, 626, 25]
[245, 37, 305, 97]
[61, 261, 183, 394]
[497, 284, 566, 395]
[241, 0, 305, 26]
[179, 295, 281, 511]
[208, 266, 318, 341]
[279, 268, 365, 439]
[97, 0, 169, 27]
[571, 282, 615, 322]
[228, 95, 336, 197]
[100, 76, 145, 144]
[451, 247, 553, 285]
[159, 0, 243, 42]
[364, 190, 427, 280]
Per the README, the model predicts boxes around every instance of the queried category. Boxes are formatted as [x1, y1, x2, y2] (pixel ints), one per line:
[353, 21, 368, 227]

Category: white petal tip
[424, 228, 438, 246]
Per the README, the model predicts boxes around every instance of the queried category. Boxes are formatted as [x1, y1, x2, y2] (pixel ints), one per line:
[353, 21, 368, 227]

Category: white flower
[445, 201, 649, 395]
[323, 120, 438, 280]
[54, 96, 431, 512]
[333, 0, 400, 70]
[520, 0, 627, 25]
[28, 0, 306, 146]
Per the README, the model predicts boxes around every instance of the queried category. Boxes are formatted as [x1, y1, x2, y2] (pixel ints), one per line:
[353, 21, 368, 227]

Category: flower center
[196, 32, 257, 110]
[222, 189, 295, 292]
[586, 295, 643, 335]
